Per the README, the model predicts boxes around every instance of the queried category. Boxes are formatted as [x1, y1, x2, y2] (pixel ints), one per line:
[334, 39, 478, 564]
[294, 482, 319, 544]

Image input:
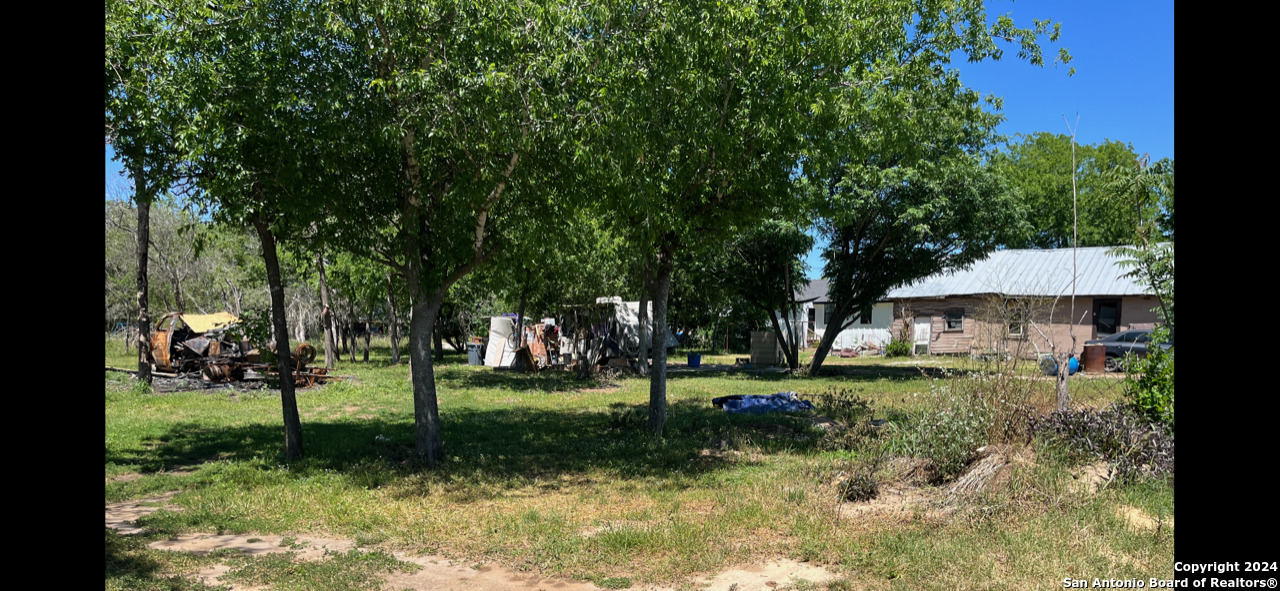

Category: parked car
[1085, 329, 1174, 372]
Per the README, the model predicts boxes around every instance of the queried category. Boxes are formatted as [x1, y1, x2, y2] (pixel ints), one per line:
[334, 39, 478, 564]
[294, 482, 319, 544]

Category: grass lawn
[106, 336, 1171, 590]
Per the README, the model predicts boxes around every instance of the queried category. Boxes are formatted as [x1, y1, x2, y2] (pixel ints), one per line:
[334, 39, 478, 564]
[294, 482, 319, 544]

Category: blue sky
[106, 1, 1173, 278]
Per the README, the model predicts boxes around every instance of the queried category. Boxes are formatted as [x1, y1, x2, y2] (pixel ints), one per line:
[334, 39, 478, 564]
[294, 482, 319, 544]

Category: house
[793, 278, 895, 350]
[884, 246, 1162, 357]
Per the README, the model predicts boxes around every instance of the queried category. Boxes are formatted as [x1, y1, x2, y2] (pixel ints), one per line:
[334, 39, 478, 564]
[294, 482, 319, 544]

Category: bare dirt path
[106, 493, 840, 590]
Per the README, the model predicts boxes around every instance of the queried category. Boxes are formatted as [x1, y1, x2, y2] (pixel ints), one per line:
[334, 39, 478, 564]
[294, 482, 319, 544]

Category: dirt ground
[106, 494, 840, 590]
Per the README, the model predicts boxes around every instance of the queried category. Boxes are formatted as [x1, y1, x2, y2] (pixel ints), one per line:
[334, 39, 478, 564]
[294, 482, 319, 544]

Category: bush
[1030, 404, 1173, 483]
[884, 338, 912, 357]
[838, 470, 879, 502]
[1124, 326, 1174, 432]
[899, 379, 995, 481]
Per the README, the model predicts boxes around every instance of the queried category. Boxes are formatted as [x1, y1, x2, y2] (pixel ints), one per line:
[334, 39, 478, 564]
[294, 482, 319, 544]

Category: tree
[1108, 156, 1174, 327]
[583, 0, 1070, 433]
[121, 0, 359, 459]
[106, 0, 187, 384]
[992, 132, 1161, 248]
[798, 1, 1069, 375]
[320, 0, 599, 462]
[588, 0, 855, 435]
[807, 159, 1016, 374]
[720, 220, 813, 370]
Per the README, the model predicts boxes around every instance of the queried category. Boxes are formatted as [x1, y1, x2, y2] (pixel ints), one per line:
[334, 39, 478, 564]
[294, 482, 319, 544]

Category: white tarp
[483, 316, 519, 367]
[595, 297, 679, 356]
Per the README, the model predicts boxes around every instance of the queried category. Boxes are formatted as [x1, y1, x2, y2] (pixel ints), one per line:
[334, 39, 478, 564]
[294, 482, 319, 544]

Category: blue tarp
[713, 392, 815, 414]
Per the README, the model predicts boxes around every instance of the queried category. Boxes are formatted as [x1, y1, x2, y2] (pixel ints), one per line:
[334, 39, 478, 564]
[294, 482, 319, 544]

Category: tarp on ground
[712, 392, 815, 414]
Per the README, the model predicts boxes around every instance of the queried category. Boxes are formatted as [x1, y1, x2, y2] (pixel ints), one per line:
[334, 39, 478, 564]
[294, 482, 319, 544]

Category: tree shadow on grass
[659, 362, 949, 382]
[104, 398, 829, 502]
[437, 366, 601, 393]
[105, 529, 182, 590]
[432, 360, 948, 392]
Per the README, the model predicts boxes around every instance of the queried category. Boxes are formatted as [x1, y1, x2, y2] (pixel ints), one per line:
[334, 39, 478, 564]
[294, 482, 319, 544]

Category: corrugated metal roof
[886, 246, 1150, 299]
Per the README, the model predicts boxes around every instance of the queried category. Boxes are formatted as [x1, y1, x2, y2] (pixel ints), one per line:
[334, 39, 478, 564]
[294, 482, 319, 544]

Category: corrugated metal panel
[180, 312, 240, 333]
[887, 247, 1149, 299]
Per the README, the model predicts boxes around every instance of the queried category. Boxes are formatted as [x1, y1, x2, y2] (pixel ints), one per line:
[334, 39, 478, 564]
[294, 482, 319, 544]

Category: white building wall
[812, 302, 893, 349]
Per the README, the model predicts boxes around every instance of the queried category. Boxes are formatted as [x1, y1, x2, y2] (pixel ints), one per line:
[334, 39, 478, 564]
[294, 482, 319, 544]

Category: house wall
[1120, 297, 1163, 329]
[814, 302, 893, 349]
[892, 295, 1159, 357]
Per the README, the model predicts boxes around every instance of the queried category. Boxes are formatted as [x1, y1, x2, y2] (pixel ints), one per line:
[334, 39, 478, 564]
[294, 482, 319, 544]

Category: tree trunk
[134, 186, 152, 384]
[647, 245, 675, 436]
[363, 317, 371, 362]
[807, 302, 850, 375]
[785, 264, 800, 371]
[348, 308, 357, 363]
[433, 322, 444, 363]
[231, 280, 243, 316]
[337, 317, 346, 356]
[409, 295, 445, 462]
[386, 273, 401, 365]
[638, 256, 651, 376]
[515, 281, 529, 349]
[172, 276, 184, 314]
[316, 250, 336, 368]
[253, 216, 303, 460]
[1055, 351, 1071, 411]
[768, 308, 798, 370]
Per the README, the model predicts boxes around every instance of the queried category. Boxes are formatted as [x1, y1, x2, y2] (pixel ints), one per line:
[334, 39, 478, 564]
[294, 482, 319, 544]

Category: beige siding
[1120, 296, 1163, 329]
[892, 295, 1160, 358]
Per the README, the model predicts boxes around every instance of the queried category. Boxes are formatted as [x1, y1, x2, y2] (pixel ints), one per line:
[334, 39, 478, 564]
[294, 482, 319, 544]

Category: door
[913, 317, 931, 355]
[1093, 299, 1122, 337]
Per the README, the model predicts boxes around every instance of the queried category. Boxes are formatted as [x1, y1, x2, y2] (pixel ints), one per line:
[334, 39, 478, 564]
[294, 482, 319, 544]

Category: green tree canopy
[992, 132, 1168, 249]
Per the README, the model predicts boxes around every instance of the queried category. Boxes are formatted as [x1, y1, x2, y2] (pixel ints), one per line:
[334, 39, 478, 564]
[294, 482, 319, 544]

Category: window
[1006, 301, 1027, 337]
[859, 304, 873, 325]
[944, 308, 964, 332]
[823, 303, 833, 326]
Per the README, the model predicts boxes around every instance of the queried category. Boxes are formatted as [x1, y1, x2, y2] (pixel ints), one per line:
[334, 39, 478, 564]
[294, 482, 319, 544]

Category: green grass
[106, 339, 1162, 589]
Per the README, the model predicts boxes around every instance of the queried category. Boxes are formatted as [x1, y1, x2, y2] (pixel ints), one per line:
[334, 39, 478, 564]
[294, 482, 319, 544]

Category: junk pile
[141, 312, 335, 387]
[483, 297, 680, 375]
[711, 392, 816, 414]
[483, 316, 562, 371]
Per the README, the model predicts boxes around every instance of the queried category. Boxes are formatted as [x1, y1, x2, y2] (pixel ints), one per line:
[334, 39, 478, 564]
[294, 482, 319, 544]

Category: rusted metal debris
[147, 312, 336, 388]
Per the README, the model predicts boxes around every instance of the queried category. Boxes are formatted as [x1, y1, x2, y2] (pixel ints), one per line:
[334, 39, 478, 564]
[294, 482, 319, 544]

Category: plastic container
[1039, 354, 1079, 376]
[687, 353, 701, 368]
[467, 343, 483, 365]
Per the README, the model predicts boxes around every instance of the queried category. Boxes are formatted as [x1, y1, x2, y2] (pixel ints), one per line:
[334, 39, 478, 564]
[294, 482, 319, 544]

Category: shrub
[837, 470, 879, 502]
[1030, 404, 1173, 483]
[899, 379, 995, 481]
[1124, 326, 1174, 432]
[808, 387, 875, 425]
[884, 338, 913, 357]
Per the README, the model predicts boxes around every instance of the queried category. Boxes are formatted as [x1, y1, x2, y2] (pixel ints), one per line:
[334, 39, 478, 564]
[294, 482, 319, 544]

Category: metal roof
[886, 246, 1150, 299]
[795, 278, 829, 303]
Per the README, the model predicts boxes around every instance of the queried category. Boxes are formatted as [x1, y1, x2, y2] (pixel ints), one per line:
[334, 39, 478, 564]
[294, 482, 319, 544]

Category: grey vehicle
[1085, 329, 1174, 372]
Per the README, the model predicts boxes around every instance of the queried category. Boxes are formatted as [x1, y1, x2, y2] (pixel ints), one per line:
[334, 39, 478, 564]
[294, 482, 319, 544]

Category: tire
[1104, 355, 1120, 373]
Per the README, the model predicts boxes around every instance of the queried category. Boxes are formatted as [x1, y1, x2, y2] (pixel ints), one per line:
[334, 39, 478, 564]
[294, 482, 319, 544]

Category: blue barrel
[687, 353, 701, 368]
[1040, 355, 1079, 376]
